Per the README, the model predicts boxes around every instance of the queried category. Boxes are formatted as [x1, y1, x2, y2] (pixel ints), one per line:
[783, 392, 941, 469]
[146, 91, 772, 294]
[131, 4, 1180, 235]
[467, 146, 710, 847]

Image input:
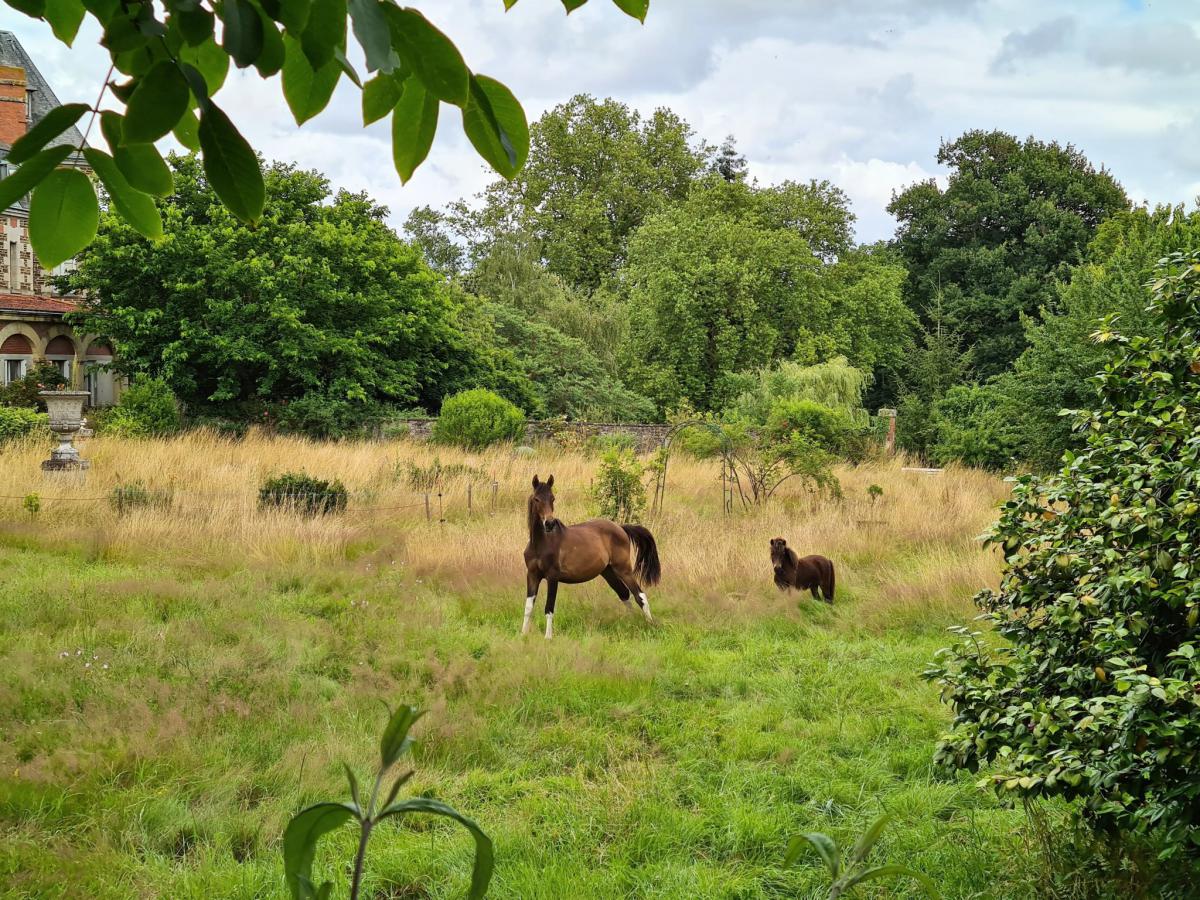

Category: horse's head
[530, 474, 557, 533]
[769, 537, 789, 569]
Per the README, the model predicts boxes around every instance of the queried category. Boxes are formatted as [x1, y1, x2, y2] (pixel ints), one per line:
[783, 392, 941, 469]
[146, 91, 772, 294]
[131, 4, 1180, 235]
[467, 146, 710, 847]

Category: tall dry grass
[0, 429, 1008, 627]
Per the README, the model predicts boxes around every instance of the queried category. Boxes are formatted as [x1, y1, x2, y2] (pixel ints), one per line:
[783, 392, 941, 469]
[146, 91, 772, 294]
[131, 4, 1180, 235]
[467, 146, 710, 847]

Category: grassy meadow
[0, 431, 1057, 898]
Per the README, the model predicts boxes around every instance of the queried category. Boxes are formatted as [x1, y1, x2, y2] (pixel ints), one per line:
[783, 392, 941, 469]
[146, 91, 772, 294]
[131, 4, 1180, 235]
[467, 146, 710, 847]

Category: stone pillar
[878, 408, 897, 455]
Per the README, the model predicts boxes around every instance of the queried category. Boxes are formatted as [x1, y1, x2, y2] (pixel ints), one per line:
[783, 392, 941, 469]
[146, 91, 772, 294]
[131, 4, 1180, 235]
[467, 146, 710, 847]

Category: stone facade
[395, 419, 673, 452]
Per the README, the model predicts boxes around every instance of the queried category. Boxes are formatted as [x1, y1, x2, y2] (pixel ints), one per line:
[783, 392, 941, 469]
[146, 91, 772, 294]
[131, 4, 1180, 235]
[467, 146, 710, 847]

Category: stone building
[0, 30, 120, 406]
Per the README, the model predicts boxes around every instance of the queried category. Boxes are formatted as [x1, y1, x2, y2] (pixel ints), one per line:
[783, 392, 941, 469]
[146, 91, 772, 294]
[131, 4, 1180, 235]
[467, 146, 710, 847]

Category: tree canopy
[67, 155, 512, 430]
[889, 129, 1130, 378]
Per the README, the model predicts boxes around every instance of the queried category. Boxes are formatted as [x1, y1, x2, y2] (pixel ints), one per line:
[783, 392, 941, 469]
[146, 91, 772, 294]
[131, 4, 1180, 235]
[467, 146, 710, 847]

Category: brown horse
[523, 474, 661, 638]
[769, 537, 835, 603]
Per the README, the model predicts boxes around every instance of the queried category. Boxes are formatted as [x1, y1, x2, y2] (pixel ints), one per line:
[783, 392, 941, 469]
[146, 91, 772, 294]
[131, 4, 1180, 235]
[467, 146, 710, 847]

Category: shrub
[926, 383, 1019, 470]
[402, 456, 483, 491]
[591, 448, 647, 522]
[274, 394, 385, 440]
[99, 378, 181, 437]
[590, 431, 638, 455]
[0, 361, 67, 410]
[764, 398, 866, 460]
[925, 252, 1200, 866]
[432, 389, 524, 450]
[259, 473, 348, 516]
[110, 480, 173, 514]
[0, 406, 48, 443]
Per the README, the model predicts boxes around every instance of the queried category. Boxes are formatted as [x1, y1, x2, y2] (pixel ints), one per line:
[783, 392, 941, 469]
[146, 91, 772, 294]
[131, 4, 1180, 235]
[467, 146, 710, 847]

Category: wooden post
[490, 480, 498, 516]
[424, 492, 430, 522]
[467, 483, 473, 514]
[878, 408, 897, 455]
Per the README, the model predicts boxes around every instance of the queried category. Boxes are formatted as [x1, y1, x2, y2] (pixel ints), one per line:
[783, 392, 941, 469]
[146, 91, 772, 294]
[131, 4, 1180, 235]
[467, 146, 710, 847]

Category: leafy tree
[926, 251, 1200, 874]
[623, 177, 893, 413]
[731, 357, 870, 424]
[889, 130, 1129, 377]
[67, 155, 509, 432]
[895, 312, 973, 460]
[924, 383, 1017, 470]
[450, 94, 712, 290]
[987, 205, 1200, 470]
[710, 135, 747, 183]
[0, 0, 647, 266]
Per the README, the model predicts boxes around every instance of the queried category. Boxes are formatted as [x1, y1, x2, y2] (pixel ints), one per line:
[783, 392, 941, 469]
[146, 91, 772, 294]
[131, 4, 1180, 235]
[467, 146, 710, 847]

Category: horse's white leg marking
[544, 612, 554, 639]
[522, 596, 535, 635]
[639, 593, 653, 622]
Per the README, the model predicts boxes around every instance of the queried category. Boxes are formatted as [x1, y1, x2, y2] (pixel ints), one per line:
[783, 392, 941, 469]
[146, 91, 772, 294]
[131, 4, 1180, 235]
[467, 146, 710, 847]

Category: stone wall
[393, 419, 672, 452]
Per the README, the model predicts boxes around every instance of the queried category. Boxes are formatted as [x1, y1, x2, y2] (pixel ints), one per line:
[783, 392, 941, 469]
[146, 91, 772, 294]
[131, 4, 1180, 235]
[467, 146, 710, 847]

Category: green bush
[0, 406, 48, 443]
[926, 383, 1019, 470]
[110, 480, 173, 514]
[590, 448, 646, 522]
[402, 456, 484, 491]
[99, 378, 181, 437]
[764, 398, 866, 460]
[274, 394, 385, 440]
[0, 361, 67, 410]
[432, 389, 525, 450]
[925, 251, 1200, 870]
[259, 473, 348, 516]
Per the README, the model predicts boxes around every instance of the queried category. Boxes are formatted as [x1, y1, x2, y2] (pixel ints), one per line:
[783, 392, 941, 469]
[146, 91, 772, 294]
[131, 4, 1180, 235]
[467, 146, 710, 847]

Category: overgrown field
[0, 432, 1051, 898]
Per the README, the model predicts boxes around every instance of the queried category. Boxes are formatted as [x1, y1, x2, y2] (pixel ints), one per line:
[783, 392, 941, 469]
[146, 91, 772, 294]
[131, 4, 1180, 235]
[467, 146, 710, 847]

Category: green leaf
[179, 36, 231, 96]
[460, 74, 528, 178]
[784, 832, 839, 878]
[0, 145, 73, 212]
[29, 168, 99, 269]
[7, 103, 88, 165]
[277, 0, 312, 33]
[172, 110, 201, 151]
[222, 0, 265, 68]
[282, 802, 358, 900]
[255, 8, 287, 77]
[122, 62, 189, 143]
[385, 6, 468, 105]
[116, 142, 174, 196]
[44, 0, 86, 45]
[300, 0, 347, 70]
[333, 47, 362, 87]
[362, 73, 402, 125]
[282, 36, 342, 125]
[197, 102, 265, 225]
[82, 148, 163, 241]
[342, 763, 360, 809]
[377, 798, 493, 900]
[560, 0, 586, 11]
[391, 78, 438, 183]
[175, 6, 215, 45]
[841, 864, 942, 899]
[348, 0, 394, 73]
[848, 813, 890, 867]
[379, 704, 425, 769]
[611, 0, 648, 22]
[381, 769, 414, 810]
[6, 0, 46, 17]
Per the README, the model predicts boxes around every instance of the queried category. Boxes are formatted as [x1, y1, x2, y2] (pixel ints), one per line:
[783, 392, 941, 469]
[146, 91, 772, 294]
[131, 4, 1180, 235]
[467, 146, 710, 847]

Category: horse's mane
[771, 542, 798, 573]
[527, 493, 540, 541]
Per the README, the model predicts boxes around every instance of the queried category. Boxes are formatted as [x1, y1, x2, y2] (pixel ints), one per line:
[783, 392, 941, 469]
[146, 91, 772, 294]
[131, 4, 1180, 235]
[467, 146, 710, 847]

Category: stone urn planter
[39, 390, 91, 471]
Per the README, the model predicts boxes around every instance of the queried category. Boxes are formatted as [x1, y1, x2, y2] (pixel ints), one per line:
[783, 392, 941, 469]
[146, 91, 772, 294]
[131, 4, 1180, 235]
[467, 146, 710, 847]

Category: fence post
[467, 483, 472, 515]
[878, 408, 898, 455]
[490, 480, 497, 516]
[424, 493, 430, 522]
[437, 491, 444, 524]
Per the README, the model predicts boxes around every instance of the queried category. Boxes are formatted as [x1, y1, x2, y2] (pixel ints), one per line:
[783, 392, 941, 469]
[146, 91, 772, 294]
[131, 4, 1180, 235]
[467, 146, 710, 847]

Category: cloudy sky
[3, 0, 1198, 243]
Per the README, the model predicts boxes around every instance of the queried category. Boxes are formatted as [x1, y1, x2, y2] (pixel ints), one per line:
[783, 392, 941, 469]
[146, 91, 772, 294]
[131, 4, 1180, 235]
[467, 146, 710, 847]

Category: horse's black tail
[622, 524, 661, 587]
[825, 561, 835, 604]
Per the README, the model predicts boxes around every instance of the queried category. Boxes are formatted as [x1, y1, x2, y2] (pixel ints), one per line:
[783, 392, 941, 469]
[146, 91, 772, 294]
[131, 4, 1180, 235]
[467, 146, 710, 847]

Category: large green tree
[889, 130, 1129, 378]
[68, 155, 513, 426]
[422, 94, 712, 291]
[624, 176, 913, 413]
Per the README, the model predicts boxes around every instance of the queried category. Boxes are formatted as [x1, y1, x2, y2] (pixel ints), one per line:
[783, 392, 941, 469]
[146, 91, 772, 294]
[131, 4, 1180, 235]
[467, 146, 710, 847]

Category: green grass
[0, 529, 1045, 899]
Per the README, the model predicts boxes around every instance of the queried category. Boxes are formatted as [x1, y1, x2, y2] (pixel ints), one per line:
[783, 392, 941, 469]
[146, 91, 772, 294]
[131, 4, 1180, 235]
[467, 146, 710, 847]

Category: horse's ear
[546, 474, 554, 488]
[532, 475, 540, 488]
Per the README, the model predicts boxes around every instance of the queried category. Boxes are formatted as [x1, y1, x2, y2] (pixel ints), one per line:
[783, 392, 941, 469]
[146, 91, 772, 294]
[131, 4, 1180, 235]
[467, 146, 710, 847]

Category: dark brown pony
[523, 474, 661, 638]
[769, 537, 835, 603]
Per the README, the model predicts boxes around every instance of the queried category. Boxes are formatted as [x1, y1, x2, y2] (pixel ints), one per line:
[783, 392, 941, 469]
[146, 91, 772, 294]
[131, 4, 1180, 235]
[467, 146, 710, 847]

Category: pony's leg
[614, 565, 653, 623]
[600, 566, 632, 607]
[544, 580, 558, 639]
[810, 586, 821, 602]
[522, 571, 541, 636]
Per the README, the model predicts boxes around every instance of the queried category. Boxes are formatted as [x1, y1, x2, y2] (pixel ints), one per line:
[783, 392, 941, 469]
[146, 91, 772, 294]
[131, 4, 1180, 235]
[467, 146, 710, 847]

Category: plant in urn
[39, 390, 91, 471]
